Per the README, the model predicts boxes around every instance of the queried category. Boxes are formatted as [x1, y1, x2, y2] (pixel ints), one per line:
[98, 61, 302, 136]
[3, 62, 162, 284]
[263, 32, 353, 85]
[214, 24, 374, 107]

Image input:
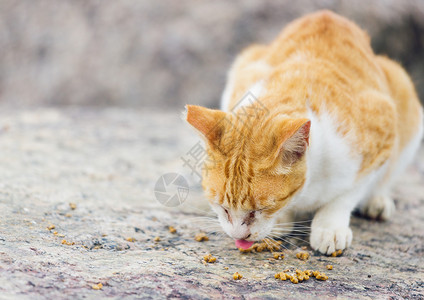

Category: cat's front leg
[310, 197, 355, 255]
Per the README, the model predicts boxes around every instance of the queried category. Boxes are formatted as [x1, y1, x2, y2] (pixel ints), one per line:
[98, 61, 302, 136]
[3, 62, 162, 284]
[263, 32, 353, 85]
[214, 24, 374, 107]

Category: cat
[185, 10, 423, 254]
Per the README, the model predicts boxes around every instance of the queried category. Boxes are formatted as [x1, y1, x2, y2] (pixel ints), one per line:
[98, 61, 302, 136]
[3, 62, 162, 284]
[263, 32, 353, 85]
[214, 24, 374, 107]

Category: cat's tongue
[235, 239, 254, 250]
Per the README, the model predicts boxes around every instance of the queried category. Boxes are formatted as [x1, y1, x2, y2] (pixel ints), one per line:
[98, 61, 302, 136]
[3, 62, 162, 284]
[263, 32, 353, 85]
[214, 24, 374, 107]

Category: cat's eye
[221, 206, 232, 223]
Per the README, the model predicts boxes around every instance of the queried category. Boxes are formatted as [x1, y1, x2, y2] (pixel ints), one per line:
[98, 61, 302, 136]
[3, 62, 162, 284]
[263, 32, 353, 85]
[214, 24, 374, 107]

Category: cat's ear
[274, 118, 311, 165]
[185, 105, 227, 144]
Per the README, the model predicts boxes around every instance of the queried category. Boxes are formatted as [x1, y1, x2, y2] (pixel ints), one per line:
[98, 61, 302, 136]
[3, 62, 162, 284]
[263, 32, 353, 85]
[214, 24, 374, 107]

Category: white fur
[220, 74, 235, 112]
[211, 202, 273, 241]
[359, 108, 424, 219]
[281, 106, 390, 254]
[221, 60, 270, 111]
[275, 106, 423, 254]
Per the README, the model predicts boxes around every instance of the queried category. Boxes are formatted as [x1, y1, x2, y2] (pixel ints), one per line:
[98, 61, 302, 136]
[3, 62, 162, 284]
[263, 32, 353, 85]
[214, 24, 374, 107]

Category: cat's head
[185, 105, 310, 248]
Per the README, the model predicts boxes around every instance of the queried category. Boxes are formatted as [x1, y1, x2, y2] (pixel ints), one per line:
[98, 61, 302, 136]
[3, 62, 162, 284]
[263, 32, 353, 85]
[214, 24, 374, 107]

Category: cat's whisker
[273, 225, 311, 229]
[283, 235, 310, 245]
[272, 229, 311, 234]
[268, 233, 303, 250]
[183, 206, 216, 216]
[198, 225, 222, 231]
[271, 227, 311, 232]
[273, 219, 313, 225]
[272, 228, 310, 233]
[189, 219, 220, 225]
[271, 232, 308, 237]
[265, 235, 290, 251]
[189, 216, 218, 221]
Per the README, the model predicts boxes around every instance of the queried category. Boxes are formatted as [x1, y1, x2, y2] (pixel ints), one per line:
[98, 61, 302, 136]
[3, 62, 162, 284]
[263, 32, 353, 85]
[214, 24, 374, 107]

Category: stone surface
[0, 0, 423, 108]
[0, 107, 423, 299]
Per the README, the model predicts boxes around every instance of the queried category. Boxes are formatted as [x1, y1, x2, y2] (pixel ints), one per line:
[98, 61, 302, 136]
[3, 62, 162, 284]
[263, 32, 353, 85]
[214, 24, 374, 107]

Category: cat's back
[223, 11, 422, 177]
[225, 10, 386, 110]
[267, 10, 385, 91]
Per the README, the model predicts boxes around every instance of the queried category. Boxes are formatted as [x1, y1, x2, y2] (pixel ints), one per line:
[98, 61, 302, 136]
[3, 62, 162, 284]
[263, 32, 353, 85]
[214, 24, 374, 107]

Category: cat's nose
[243, 233, 251, 240]
[230, 229, 252, 240]
[236, 233, 251, 240]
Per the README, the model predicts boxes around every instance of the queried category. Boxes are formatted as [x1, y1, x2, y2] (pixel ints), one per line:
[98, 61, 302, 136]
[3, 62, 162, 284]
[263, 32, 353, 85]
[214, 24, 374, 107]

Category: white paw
[361, 195, 395, 221]
[310, 226, 352, 255]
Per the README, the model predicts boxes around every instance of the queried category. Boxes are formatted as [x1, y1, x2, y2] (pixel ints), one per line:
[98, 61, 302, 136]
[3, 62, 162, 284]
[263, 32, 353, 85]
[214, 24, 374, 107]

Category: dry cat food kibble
[168, 226, 177, 233]
[233, 272, 243, 280]
[195, 233, 209, 242]
[316, 272, 329, 281]
[61, 239, 75, 246]
[239, 239, 282, 253]
[91, 283, 103, 290]
[275, 269, 328, 284]
[153, 236, 160, 242]
[126, 237, 136, 242]
[273, 252, 284, 260]
[203, 254, 216, 263]
[47, 225, 55, 230]
[275, 272, 289, 281]
[69, 203, 77, 210]
[331, 249, 343, 257]
[296, 251, 310, 260]
[326, 264, 333, 270]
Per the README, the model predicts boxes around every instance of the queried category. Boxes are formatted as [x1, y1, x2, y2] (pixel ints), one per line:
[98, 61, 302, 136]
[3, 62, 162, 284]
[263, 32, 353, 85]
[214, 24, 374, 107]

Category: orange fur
[186, 10, 422, 221]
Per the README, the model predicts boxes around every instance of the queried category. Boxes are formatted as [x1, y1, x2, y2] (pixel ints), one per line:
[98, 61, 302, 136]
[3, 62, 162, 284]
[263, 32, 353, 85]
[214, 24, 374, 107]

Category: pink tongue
[235, 239, 254, 250]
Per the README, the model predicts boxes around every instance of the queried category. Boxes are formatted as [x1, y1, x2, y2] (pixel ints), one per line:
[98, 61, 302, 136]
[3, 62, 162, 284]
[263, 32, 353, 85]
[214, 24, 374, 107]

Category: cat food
[168, 226, 177, 233]
[195, 233, 209, 242]
[273, 252, 284, 259]
[126, 237, 136, 242]
[316, 273, 329, 281]
[233, 272, 243, 280]
[275, 269, 327, 284]
[91, 283, 103, 290]
[331, 249, 343, 257]
[296, 251, 310, 260]
[69, 203, 77, 210]
[326, 264, 333, 270]
[47, 225, 55, 230]
[61, 239, 75, 246]
[238, 239, 282, 253]
[275, 272, 288, 280]
[203, 254, 216, 263]
[290, 276, 299, 284]
[153, 236, 160, 242]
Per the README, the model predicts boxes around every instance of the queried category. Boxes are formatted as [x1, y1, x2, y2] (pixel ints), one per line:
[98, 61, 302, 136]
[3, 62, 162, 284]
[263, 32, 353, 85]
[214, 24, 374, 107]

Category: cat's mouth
[235, 239, 254, 250]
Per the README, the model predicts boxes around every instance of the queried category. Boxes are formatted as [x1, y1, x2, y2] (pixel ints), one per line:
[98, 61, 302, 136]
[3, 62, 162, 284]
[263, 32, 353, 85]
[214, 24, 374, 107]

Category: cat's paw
[360, 195, 395, 221]
[310, 226, 352, 255]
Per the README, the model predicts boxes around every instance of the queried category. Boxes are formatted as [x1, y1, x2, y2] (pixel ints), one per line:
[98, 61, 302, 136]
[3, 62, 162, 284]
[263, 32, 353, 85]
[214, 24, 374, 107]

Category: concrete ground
[0, 107, 423, 299]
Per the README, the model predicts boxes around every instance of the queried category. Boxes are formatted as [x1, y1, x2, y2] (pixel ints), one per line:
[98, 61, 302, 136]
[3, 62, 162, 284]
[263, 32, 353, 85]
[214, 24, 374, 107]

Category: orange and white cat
[185, 11, 423, 254]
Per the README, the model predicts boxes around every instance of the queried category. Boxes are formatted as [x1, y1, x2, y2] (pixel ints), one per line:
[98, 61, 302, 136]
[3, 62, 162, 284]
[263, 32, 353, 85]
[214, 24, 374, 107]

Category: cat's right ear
[185, 105, 227, 144]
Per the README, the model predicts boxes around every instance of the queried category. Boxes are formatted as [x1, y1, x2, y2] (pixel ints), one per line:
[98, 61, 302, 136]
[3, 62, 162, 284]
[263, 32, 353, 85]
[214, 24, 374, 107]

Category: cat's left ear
[274, 118, 311, 164]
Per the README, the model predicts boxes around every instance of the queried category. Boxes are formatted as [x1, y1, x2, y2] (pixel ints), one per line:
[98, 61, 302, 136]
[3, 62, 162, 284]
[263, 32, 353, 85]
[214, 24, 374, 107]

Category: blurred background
[0, 0, 423, 110]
